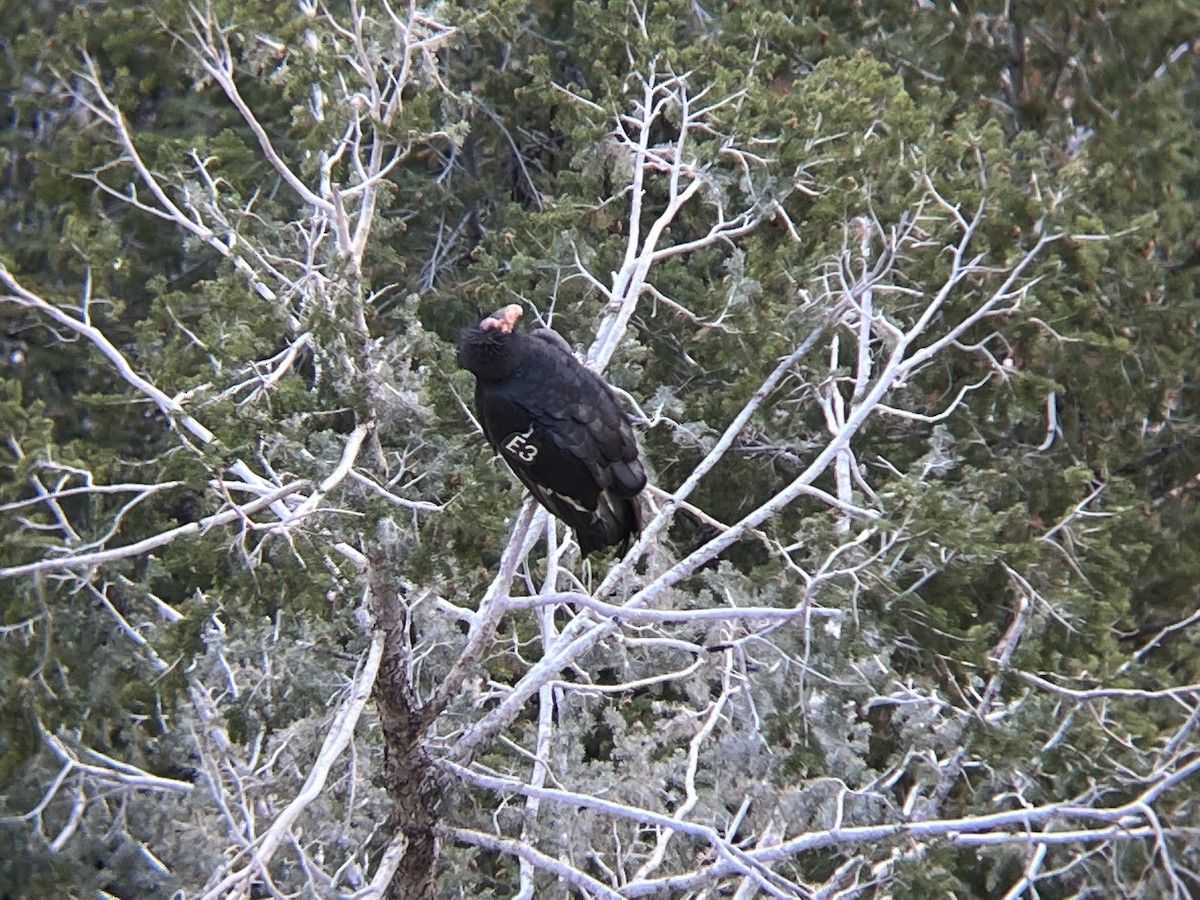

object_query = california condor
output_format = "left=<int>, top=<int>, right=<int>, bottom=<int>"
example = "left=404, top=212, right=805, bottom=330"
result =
left=457, top=304, right=646, bottom=554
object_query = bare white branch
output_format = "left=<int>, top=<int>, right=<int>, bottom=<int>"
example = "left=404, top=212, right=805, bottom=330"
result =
left=200, top=631, right=384, bottom=899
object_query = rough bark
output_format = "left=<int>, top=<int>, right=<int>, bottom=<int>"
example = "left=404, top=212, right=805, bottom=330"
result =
left=367, top=548, right=439, bottom=899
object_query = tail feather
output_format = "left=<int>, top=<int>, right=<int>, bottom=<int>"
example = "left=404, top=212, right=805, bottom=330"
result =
left=574, top=487, right=641, bottom=555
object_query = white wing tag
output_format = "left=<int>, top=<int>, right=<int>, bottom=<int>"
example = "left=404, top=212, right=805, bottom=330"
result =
left=503, top=432, right=538, bottom=463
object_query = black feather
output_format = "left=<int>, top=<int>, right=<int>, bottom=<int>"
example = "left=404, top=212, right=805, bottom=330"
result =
left=458, top=305, right=646, bottom=554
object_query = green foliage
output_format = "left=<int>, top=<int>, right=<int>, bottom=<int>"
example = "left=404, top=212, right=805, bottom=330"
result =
left=3, top=0, right=1200, bottom=895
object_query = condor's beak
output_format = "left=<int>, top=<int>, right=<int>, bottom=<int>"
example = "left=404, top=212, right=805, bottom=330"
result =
left=480, top=304, right=524, bottom=333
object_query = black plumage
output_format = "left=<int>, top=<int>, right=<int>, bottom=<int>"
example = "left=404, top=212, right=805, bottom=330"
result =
left=457, top=304, right=646, bottom=554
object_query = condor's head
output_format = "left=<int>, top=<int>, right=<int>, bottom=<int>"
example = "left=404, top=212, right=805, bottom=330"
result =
left=457, top=304, right=526, bottom=381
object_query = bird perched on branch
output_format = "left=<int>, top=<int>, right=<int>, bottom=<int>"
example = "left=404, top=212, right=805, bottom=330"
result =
left=457, top=304, right=646, bottom=554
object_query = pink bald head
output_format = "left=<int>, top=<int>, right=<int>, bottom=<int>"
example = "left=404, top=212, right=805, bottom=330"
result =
left=480, top=304, right=524, bottom=333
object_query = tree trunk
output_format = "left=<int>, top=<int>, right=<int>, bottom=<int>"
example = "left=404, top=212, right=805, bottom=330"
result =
left=368, top=550, right=439, bottom=899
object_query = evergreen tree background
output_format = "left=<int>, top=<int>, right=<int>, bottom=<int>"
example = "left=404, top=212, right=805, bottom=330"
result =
left=2, top=1, right=1199, bottom=896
